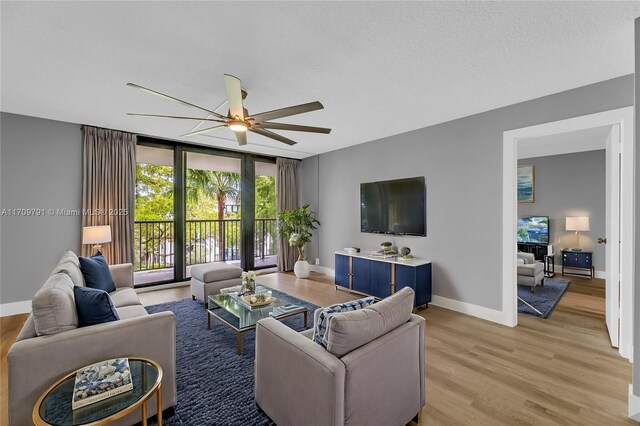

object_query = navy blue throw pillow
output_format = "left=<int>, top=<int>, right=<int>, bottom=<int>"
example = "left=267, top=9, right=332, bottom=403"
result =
left=74, top=286, right=120, bottom=327
left=79, top=254, right=116, bottom=293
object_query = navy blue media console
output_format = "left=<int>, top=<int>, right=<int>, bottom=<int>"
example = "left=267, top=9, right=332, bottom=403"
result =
left=334, top=251, right=432, bottom=308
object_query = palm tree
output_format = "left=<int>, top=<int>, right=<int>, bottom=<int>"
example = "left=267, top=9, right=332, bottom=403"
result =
left=187, top=169, right=240, bottom=261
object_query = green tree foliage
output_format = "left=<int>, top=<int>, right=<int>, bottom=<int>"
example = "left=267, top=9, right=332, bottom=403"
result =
left=134, top=163, right=277, bottom=269
left=255, top=175, right=276, bottom=219
left=185, top=169, right=241, bottom=260
left=135, top=164, right=174, bottom=221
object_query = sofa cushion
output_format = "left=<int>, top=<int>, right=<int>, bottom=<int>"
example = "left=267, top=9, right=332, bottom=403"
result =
left=325, top=287, right=415, bottom=357
left=110, top=288, right=141, bottom=308
left=74, top=286, right=120, bottom=327
left=190, top=263, right=243, bottom=282
left=517, top=262, right=543, bottom=277
left=116, top=305, right=150, bottom=320
left=51, top=251, right=85, bottom=286
left=79, top=254, right=116, bottom=292
left=32, top=273, right=78, bottom=336
left=313, top=296, right=375, bottom=347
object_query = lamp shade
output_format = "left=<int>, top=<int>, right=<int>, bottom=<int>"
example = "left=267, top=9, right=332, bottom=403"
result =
left=82, top=225, right=112, bottom=244
left=566, top=217, right=589, bottom=232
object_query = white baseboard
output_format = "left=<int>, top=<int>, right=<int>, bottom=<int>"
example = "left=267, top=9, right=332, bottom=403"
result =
left=628, top=385, right=640, bottom=420
left=310, top=265, right=335, bottom=278
left=431, top=295, right=509, bottom=326
left=311, top=267, right=507, bottom=325
left=0, top=300, right=32, bottom=317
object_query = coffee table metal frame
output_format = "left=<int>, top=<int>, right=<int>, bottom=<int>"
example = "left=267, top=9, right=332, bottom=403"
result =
left=207, top=293, right=308, bottom=355
left=32, top=357, right=163, bottom=426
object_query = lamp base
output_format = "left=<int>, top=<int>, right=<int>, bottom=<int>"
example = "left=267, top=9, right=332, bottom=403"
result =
left=91, top=244, right=103, bottom=256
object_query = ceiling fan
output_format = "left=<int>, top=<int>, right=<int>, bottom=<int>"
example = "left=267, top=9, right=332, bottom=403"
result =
left=126, top=74, right=331, bottom=146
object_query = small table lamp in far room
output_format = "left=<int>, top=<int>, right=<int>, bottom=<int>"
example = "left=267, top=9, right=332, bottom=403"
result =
left=566, top=217, right=589, bottom=251
left=82, top=225, right=112, bottom=255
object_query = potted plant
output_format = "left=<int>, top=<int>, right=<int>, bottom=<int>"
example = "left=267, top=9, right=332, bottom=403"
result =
left=278, top=203, right=320, bottom=278
left=380, top=241, right=393, bottom=251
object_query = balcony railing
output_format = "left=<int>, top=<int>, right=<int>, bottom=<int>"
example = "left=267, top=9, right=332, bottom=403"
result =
left=134, top=218, right=277, bottom=272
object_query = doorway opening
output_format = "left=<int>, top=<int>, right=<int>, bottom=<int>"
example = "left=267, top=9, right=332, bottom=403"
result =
left=502, top=107, right=634, bottom=361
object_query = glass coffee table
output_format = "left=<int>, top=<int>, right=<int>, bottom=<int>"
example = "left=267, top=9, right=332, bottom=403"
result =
left=33, top=357, right=163, bottom=426
left=207, top=285, right=308, bottom=354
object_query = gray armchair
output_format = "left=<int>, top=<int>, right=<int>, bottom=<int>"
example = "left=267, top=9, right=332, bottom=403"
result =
left=254, top=287, right=425, bottom=426
left=517, top=252, right=544, bottom=292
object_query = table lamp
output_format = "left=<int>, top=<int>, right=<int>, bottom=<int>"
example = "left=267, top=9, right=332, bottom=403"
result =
left=82, top=225, right=112, bottom=255
left=566, top=217, right=589, bottom=251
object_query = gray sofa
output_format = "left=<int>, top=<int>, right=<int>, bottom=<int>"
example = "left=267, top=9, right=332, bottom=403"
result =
left=255, top=287, right=425, bottom=426
left=7, top=251, right=176, bottom=426
left=517, top=252, right=544, bottom=292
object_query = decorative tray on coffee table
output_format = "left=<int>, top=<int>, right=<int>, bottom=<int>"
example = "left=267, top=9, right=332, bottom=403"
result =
left=229, top=292, right=277, bottom=309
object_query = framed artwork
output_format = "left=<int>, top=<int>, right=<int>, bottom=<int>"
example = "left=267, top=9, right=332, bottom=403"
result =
left=518, top=165, right=535, bottom=203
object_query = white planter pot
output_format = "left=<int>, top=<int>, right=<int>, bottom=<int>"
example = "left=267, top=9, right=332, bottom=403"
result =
left=294, top=260, right=310, bottom=278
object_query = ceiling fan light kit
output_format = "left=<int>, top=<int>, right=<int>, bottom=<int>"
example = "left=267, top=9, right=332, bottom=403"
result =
left=127, top=74, right=331, bottom=146
left=228, top=121, right=248, bottom=132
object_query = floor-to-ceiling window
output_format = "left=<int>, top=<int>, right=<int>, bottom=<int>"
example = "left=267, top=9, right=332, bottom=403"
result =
left=134, top=138, right=277, bottom=286
left=254, top=161, right=277, bottom=269
left=134, top=144, right=175, bottom=286
left=184, top=152, right=242, bottom=278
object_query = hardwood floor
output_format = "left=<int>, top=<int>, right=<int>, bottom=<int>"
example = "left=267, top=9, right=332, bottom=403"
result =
left=0, top=273, right=632, bottom=425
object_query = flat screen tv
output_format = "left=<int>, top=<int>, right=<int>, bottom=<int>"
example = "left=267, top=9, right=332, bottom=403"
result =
left=360, top=177, right=426, bottom=236
left=517, top=216, right=549, bottom=244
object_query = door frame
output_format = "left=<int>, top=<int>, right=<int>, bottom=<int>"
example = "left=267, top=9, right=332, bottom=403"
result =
left=605, top=124, right=621, bottom=348
left=501, top=106, right=634, bottom=360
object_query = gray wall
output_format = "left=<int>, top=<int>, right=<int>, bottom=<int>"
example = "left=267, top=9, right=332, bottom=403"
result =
left=518, top=150, right=606, bottom=271
left=633, top=17, right=639, bottom=399
left=300, top=74, right=633, bottom=311
left=0, top=112, right=83, bottom=304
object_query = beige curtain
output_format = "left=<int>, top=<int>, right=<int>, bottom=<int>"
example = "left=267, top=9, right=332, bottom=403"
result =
left=276, top=157, right=300, bottom=271
left=81, top=126, right=136, bottom=264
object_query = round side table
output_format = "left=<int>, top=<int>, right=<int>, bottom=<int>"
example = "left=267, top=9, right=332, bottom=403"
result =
left=32, top=357, right=163, bottom=426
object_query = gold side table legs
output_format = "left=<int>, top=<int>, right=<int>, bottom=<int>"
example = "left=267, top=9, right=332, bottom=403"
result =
left=157, top=384, right=163, bottom=426
left=141, top=402, right=147, bottom=426
left=237, top=333, right=243, bottom=355
left=141, top=384, right=162, bottom=426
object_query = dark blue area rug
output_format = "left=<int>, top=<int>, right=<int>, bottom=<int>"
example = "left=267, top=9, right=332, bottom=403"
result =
left=145, top=289, right=318, bottom=426
left=518, top=278, right=570, bottom=318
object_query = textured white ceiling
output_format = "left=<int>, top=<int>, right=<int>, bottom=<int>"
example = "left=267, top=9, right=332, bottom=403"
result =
left=2, top=2, right=639, bottom=159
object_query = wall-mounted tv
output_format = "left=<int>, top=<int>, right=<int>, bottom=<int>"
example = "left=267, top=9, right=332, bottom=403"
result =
left=360, top=177, right=426, bottom=236
left=517, top=216, right=549, bottom=244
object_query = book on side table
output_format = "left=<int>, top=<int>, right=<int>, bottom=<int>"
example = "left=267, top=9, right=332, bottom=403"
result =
left=72, top=358, right=133, bottom=409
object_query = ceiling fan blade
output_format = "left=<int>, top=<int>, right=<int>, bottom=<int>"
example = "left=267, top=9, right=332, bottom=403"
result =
left=235, top=131, right=247, bottom=146
left=250, top=128, right=297, bottom=146
left=127, top=113, right=226, bottom=123
left=254, top=122, right=331, bottom=134
left=248, top=101, right=324, bottom=123
left=224, top=74, right=245, bottom=120
left=127, top=83, right=226, bottom=119
left=181, top=125, right=226, bottom=138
